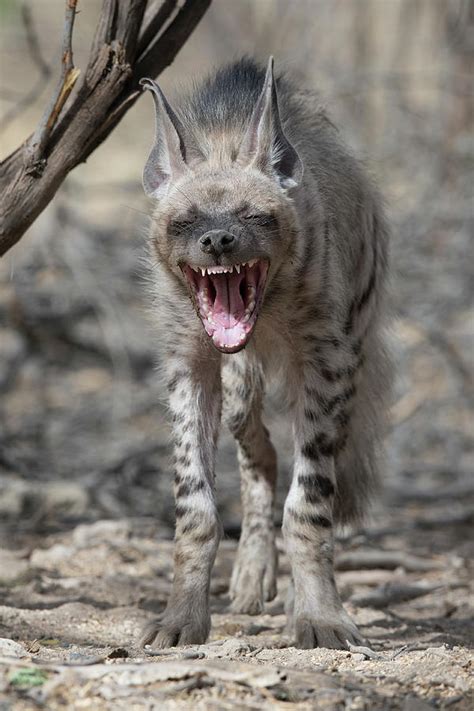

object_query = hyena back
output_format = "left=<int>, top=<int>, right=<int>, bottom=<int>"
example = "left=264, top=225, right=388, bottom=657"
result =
left=139, top=57, right=391, bottom=650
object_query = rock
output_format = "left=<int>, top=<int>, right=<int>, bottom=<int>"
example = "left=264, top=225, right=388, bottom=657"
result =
left=403, top=697, right=434, bottom=711
left=30, top=543, right=75, bottom=569
left=213, top=638, right=254, bottom=657
left=43, top=482, right=89, bottom=518
left=0, top=549, right=29, bottom=583
left=72, top=520, right=131, bottom=548
left=0, top=478, right=31, bottom=518
left=0, top=638, right=29, bottom=658
left=0, top=329, right=25, bottom=386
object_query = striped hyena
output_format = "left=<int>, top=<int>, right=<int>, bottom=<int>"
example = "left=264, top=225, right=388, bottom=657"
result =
left=139, top=58, right=391, bottom=650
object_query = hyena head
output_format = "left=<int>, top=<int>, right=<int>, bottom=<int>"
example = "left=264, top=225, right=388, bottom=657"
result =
left=141, top=58, right=303, bottom=353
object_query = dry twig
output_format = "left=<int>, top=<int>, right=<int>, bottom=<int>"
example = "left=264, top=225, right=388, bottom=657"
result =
left=26, top=0, right=80, bottom=173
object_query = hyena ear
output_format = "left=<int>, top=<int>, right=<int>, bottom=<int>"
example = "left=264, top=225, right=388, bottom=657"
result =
left=140, top=78, right=190, bottom=199
left=238, top=57, right=303, bottom=190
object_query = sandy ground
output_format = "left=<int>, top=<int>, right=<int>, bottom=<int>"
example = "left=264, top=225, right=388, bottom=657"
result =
left=0, top=506, right=472, bottom=710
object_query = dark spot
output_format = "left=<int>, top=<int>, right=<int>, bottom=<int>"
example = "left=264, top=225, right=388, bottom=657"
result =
left=236, top=384, right=249, bottom=400
left=167, top=371, right=187, bottom=393
left=335, top=410, right=350, bottom=429
left=304, top=409, right=319, bottom=423
left=177, top=455, right=191, bottom=468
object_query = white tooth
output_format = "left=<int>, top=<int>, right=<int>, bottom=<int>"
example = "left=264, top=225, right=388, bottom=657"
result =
left=248, top=300, right=255, bottom=311
left=191, top=266, right=199, bottom=273
left=200, top=268, right=205, bottom=276
left=235, top=264, right=241, bottom=274
left=248, top=259, right=257, bottom=268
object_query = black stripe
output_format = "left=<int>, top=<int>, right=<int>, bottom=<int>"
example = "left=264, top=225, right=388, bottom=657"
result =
left=175, top=504, right=189, bottom=519
left=321, top=384, right=356, bottom=416
left=288, top=508, right=332, bottom=528
left=298, top=473, right=335, bottom=499
left=180, top=520, right=201, bottom=535
left=302, top=431, right=348, bottom=460
left=319, top=354, right=364, bottom=383
left=176, top=479, right=205, bottom=498
left=344, top=214, right=379, bottom=334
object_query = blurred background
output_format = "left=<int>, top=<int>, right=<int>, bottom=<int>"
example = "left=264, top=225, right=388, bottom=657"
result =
left=0, top=0, right=472, bottom=542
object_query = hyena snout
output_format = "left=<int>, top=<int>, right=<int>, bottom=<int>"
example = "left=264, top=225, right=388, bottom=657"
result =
left=199, top=230, right=235, bottom=257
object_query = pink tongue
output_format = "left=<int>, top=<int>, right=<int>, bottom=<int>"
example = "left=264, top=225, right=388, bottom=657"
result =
left=211, top=273, right=245, bottom=327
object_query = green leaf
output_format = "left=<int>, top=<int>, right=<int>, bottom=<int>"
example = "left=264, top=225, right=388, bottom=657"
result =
left=9, top=668, right=48, bottom=689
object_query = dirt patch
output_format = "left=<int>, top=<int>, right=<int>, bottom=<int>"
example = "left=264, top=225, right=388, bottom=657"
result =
left=0, top=512, right=472, bottom=709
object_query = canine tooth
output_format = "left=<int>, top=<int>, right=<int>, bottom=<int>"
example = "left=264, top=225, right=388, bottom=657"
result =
left=235, top=264, right=241, bottom=274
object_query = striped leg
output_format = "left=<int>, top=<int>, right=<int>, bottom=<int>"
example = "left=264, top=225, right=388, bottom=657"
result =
left=223, top=355, right=278, bottom=614
left=282, top=357, right=365, bottom=649
left=141, top=359, right=222, bottom=648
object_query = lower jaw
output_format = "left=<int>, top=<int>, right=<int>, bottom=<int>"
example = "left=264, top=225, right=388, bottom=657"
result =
left=200, top=314, right=258, bottom=353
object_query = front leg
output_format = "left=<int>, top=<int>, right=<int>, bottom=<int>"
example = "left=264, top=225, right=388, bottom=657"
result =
left=141, top=354, right=222, bottom=648
left=282, top=363, right=365, bottom=650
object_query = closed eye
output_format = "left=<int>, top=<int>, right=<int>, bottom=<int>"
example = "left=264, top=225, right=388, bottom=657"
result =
left=242, top=213, right=275, bottom=226
left=170, top=216, right=197, bottom=233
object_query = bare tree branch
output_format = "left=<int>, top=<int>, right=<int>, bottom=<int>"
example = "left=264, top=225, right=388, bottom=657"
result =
left=26, top=0, right=81, bottom=174
left=0, top=0, right=212, bottom=257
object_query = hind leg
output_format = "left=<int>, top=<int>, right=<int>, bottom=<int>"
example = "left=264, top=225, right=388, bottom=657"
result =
left=223, top=355, right=278, bottom=614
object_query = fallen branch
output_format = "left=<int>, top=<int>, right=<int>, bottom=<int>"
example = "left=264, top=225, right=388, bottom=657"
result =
left=336, top=549, right=444, bottom=572
left=350, top=582, right=442, bottom=609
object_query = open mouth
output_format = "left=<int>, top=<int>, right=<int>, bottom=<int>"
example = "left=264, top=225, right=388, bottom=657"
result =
left=182, top=259, right=269, bottom=353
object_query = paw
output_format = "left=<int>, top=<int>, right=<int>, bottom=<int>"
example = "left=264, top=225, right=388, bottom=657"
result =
left=139, top=610, right=210, bottom=648
left=229, top=539, right=277, bottom=614
left=294, top=611, right=366, bottom=650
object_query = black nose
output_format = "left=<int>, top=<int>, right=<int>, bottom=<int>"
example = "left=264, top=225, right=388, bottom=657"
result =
left=199, top=229, right=235, bottom=256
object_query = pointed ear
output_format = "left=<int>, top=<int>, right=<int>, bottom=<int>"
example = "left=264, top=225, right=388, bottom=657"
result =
left=238, top=57, right=303, bottom=190
left=140, top=78, right=189, bottom=199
